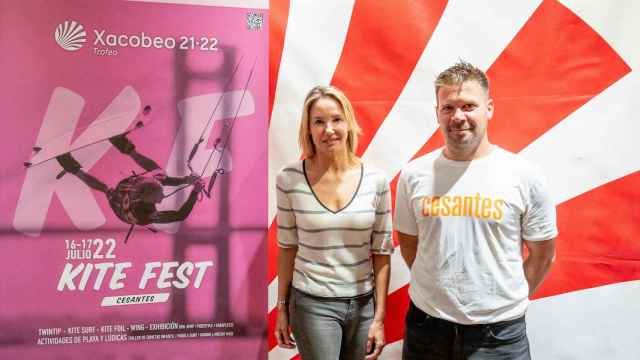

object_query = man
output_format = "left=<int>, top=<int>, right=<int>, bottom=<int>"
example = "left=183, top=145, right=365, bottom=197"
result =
left=395, top=61, right=557, bottom=359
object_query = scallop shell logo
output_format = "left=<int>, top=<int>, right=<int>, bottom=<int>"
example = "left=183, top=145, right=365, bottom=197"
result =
left=54, top=20, right=87, bottom=51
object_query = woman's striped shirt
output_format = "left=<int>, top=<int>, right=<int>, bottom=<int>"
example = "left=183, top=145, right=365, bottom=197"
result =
left=276, top=160, right=393, bottom=298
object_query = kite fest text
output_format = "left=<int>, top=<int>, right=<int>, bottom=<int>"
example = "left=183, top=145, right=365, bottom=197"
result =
left=57, top=260, right=213, bottom=291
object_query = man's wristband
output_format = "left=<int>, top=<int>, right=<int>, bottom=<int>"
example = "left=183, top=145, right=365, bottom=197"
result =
left=277, top=299, right=288, bottom=308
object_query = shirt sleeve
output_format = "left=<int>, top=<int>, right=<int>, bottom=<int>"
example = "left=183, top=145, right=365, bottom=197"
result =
left=371, top=175, right=394, bottom=255
left=394, top=169, right=419, bottom=236
left=522, top=168, right=558, bottom=241
left=276, top=170, right=299, bottom=248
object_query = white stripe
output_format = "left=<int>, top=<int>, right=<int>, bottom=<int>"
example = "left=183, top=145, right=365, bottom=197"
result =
left=528, top=281, right=640, bottom=359
left=268, top=345, right=299, bottom=360
left=128, top=0, right=268, bottom=9
left=559, top=0, right=640, bottom=69
left=520, top=71, right=640, bottom=205
left=268, top=278, right=278, bottom=311
left=388, top=250, right=410, bottom=293
left=268, top=0, right=355, bottom=223
left=379, top=340, right=403, bottom=360
left=362, top=0, right=543, bottom=177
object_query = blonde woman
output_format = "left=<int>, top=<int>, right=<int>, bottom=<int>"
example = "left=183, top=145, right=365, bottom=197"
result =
left=274, top=86, right=393, bottom=360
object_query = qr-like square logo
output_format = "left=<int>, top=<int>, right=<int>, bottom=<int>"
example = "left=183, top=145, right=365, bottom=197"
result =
left=246, top=12, right=263, bottom=31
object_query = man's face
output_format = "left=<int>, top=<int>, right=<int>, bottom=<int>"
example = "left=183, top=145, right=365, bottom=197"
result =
left=436, top=80, right=493, bottom=159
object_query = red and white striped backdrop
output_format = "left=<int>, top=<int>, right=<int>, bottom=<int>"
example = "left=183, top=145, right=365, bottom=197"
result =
left=267, top=1, right=640, bottom=359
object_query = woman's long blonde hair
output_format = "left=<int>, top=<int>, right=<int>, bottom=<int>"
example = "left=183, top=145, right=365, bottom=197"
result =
left=297, top=85, right=362, bottom=161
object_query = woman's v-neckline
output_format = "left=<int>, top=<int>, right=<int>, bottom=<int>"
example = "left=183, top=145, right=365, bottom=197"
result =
left=303, top=159, right=363, bottom=214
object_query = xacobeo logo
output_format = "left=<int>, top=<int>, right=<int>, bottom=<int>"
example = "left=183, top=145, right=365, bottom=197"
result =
left=54, top=20, right=87, bottom=51
left=52, top=20, right=220, bottom=56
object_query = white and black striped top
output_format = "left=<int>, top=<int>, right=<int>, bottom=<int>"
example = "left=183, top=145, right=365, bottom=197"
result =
left=276, top=160, right=394, bottom=298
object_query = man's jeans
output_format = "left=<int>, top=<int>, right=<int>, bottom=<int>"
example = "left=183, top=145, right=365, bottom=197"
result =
left=289, top=288, right=374, bottom=360
left=403, top=301, right=531, bottom=360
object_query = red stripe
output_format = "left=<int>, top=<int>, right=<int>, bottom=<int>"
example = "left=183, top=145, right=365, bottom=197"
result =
left=533, top=171, right=640, bottom=299
left=384, top=285, right=410, bottom=345
left=268, top=0, right=290, bottom=123
left=267, top=220, right=279, bottom=282
left=410, top=131, right=444, bottom=161
left=389, top=176, right=401, bottom=247
left=268, top=307, right=277, bottom=349
left=267, top=222, right=279, bottom=351
left=486, top=0, right=631, bottom=152
left=330, top=0, right=448, bottom=156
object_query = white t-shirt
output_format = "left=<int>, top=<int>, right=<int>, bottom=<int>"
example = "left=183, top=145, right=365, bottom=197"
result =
left=395, top=146, right=558, bottom=324
left=277, top=160, right=394, bottom=298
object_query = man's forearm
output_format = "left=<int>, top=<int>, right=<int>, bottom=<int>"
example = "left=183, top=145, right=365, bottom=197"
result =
left=524, top=256, right=553, bottom=296
left=523, top=239, right=556, bottom=296
left=398, top=232, right=418, bottom=269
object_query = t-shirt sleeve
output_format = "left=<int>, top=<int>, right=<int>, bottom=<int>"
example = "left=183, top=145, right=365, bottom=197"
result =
left=522, top=168, right=558, bottom=241
left=276, top=171, right=299, bottom=248
left=394, top=169, right=419, bottom=236
left=371, top=176, right=394, bottom=255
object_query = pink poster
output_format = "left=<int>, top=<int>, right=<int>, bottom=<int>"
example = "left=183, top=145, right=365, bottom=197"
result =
left=0, top=0, right=268, bottom=358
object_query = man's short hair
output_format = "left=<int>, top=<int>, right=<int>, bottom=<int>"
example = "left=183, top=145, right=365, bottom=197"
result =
left=435, top=61, right=490, bottom=97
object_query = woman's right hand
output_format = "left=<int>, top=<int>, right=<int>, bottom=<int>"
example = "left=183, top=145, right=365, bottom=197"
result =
left=275, top=307, right=296, bottom=349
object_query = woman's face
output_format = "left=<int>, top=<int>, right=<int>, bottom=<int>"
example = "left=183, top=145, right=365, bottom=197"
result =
left=308, top=96, right=349, bottom=156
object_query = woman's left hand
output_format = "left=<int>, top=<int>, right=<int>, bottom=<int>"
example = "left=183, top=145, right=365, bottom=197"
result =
left=365, top=319, right=385, bottom=359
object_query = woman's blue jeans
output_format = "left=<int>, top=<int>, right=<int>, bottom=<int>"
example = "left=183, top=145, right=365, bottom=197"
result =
left=290, top=288, right=374, bottom=360
left=403, top=301, right=531, bottom=360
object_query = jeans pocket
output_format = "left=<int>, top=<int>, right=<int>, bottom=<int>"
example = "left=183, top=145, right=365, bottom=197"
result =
left=487, top=318, right=526, bottom=344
